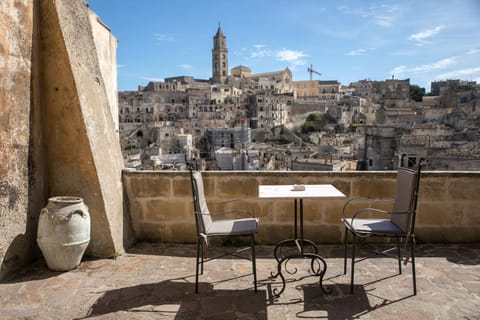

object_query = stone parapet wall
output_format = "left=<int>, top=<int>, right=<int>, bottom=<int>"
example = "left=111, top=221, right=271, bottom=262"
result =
left=123, top=170, right=480, bottom=244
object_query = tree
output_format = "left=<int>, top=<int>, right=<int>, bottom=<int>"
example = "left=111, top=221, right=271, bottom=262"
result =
left=301, top=113, right=336, bottom=133
left=410, top=84, right=425, bottom=102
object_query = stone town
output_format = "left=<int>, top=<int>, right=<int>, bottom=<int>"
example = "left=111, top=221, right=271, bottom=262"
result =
left=119, top=26, right=480, bottom=171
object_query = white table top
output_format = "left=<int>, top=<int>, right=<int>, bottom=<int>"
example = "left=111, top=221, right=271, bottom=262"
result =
left=258, top=184, right=346, bottom=199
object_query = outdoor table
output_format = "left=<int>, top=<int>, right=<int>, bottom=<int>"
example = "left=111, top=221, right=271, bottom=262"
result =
left=258, top=184, right=346, bottom=297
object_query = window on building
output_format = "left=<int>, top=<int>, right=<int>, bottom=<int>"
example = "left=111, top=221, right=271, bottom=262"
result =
left=407, top=156, right=417, bottom=168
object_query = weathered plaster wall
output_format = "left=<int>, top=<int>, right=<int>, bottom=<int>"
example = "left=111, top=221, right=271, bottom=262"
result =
left=88, top=10, right=119, bottom=135
left=0, top=0, right=125, bottom=279
left=0, top=0, right=46, bottom=279
left=123, top=170, right=480, bottom=244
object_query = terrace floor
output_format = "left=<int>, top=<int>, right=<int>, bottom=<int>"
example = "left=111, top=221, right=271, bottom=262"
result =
left=1, top=242, right=479, bottom=319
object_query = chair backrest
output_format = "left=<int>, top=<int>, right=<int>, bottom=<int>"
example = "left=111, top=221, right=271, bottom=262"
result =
left=189, top=169, right=213, bottom=235
left=391, top=164, right=422, bottom=234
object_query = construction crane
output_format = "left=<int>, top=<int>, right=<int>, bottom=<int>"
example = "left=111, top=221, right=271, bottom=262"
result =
left=307, top=64, right=321, bottom=80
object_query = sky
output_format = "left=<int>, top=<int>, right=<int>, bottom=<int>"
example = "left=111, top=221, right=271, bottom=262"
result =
left=87, top=0, right=480, bottom=92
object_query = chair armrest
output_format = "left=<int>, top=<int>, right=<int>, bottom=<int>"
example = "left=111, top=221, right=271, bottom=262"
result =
left=195, top=210, right=256, bottom=219
left=350, top=208, right=413, bottom=220
left=208, top=199, right=256, bottom=217
left=342, top=197, right=394, bottom=219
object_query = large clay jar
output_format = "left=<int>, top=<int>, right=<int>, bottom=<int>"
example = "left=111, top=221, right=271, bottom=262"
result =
left=37, top=196, right=91, bottom=271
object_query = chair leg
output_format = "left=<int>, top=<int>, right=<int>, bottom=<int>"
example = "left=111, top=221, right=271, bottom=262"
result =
left=350, top=233, right=356, bottom=294
left=200, top=239, right=204, bottom=275
left=195, top=238, right=202, bottom=293
left=411, top=236, right=417, bottom=295
left=397, top=237, right=402, bottom=275
left=251, top=234, right=257, bottom=292
left=344, top=227, right=348, bottom=275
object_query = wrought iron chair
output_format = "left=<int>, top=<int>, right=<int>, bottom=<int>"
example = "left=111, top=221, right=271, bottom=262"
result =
left=342, top=161, right=423, bottom=295
left=189, top=163, right=258, bottom=293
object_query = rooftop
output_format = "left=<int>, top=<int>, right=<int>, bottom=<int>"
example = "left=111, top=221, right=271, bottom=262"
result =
left=1, top=242, right=479, bottom=319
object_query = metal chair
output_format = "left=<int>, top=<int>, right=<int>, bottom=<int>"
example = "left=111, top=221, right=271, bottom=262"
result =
left=189, top=163, right=258, bottom=293
left=342, top=161, right=423, bottom=295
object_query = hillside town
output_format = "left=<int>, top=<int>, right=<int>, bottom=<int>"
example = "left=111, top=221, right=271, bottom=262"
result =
left=118, top=26, right=480, bottom=171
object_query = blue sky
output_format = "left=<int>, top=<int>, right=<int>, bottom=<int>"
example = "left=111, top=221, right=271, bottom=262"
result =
left=87, top=0, right=480, bottom=92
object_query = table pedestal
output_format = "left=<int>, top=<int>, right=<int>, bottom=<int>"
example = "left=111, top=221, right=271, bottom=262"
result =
left=270, top=199, right=331, bottom=298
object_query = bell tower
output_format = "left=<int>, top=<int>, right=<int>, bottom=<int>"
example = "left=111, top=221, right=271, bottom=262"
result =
left=212, top=24, right=228, bottom=84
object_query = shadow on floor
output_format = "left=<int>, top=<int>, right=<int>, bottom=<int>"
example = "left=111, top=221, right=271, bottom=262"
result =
left=296, top=283, right=413, bottom=319
left=0, top=257, right=62, bottom=283
left=79, top=279, right=267, bottom=319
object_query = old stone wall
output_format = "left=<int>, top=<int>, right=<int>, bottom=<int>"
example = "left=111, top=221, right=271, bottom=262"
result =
left=88, top=10, right=119, bottom=135
left=123, top=170, right=480, bottom=244
left=0, top=0, right=126, bottom=279
left=0, top=0, right=46, bottom=279
left=40, top=0, right=125, bottom=257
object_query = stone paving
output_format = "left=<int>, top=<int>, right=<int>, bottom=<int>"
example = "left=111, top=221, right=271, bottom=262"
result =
left=0, top=242, right=479, bottom=319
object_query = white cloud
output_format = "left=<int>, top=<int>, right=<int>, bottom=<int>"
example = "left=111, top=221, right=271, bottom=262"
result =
left=413, top=57, right=456, bottom=72
left=153, top=33, right=174, bottom=42
left=390, top=57, right=456, bottom=77
left=177, top=64, right=192, bottom=70
left=337, top=4, right=400, bottom=27
left=346, top=49, right=367, bottom=56
left=436, top=67, right=480, bottom=79
left=276, top=49, right=308, bottom=66
left=251, top=44, right=273, bottom=58
left=391, top=65, right=407, bottom=75
left=408, top=25, right=446, bottom=46
left=467, top=48, right=480, bottom=55
left=345, top=48, right=375, bottom=56
left=249, top=45, right=308, bottom=67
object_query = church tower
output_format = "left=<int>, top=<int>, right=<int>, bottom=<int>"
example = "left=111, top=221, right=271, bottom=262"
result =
left=212, top=25, right=228, bottom=84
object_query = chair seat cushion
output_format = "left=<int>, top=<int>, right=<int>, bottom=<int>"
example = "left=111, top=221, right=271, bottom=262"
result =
left=342, top=218, right=404, bottom=235
left=206, top=217, right=259, bottom=236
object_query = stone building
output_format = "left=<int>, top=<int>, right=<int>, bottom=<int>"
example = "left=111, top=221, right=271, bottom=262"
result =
left=349, top=78, right=410, bottom=106
left=212, top=25, right=228, bottom=84
left=206, top=125, right=251, bottom=150
left=430, top=79, right=477, bottom=106
left=240, top=68, right=294, bottom=94
left=248, top=92, right=294, bottom=129
left=293, top=80, right=342, bottom=102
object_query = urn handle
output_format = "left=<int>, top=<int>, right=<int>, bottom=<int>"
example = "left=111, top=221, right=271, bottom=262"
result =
left=41, top=207, right=56, bottom=220
left=71, top=209, right=87, bottom=218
